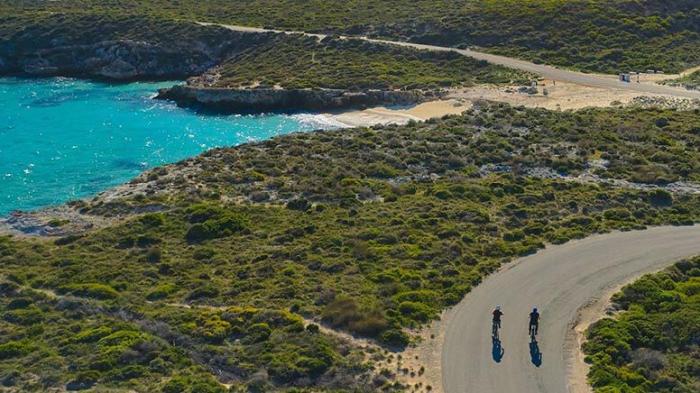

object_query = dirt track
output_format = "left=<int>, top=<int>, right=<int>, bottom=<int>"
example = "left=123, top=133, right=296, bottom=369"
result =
left=441, top=225, right=700, bottom=393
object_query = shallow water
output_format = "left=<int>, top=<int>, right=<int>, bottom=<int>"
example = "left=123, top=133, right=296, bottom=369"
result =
left=0, top=77, right=343, bottom=215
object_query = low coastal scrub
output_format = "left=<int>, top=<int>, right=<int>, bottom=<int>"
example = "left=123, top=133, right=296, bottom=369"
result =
left=583, top=257, right=700, bottom=393
left=0, top=281, right=379, bottom=392
left=4, top=0, right=700, bottom=73
left=0, top=285, right=227, bottom=392
left=0, top=103, right=699, bottom=391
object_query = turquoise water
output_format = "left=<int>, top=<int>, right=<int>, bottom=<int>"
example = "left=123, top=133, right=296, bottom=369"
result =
left=0, top=77, right=342, bottom=215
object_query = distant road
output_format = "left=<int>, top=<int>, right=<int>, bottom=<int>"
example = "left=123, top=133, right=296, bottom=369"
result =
left=203, top=22, right=700, bottom=100
left=442, top=225, right=700, bottom=393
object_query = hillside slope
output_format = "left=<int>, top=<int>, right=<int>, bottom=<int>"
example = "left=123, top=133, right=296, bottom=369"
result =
left=4, top=0, right=699, bottom=73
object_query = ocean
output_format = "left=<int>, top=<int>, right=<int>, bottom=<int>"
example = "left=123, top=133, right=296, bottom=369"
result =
left=0, top=77, right=343, bottom=215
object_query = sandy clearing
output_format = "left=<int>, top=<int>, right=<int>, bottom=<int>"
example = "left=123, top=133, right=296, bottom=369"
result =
left=328, top=79, right=687, bottom=127
left=450, top=81, right=650, bottom=110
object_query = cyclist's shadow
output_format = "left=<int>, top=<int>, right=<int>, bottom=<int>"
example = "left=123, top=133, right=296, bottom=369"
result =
left=529, top=336, right=543, bottom=367
left=492, top=335, right=505, bottom=363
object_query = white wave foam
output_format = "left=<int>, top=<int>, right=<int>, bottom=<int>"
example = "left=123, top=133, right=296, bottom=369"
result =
left=290, top=113, right=351, bottom=130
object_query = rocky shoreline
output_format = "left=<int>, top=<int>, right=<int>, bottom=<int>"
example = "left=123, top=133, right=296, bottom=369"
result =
left=156, top=84, right=440, bottom=112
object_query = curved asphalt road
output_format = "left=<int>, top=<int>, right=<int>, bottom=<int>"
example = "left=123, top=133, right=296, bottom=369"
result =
left=205, top=22, right=700, bottom=100
left=442, top=225, right=700, bottom=393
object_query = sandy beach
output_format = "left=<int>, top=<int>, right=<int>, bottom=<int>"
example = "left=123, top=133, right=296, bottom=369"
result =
left=330, top=77, right=697, bottom=127
left=328, top=99, right=469, bottom=127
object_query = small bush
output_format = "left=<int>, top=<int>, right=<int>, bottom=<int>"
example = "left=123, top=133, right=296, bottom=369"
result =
left=145, top=247, right=162, bottom=263
left=146, top=284, right=177, bottom=301
left=379, top=329, right=410, bottom=348
left=186, top=284, right=219, bottom=301
left=59, top=283, right=119, bottom=300
left=66, top=371, right=100, bottom=391
left=75, top=326, right=113, bottom=343
left=185, top=211, right=247, bottom=243
left=648, top=189, right=673, bottom=207
left=245, top=323, right=272, bottom=343
left=0, top=341, right=32, bottom=359
left=322, top=298, right=388, bottom=337
left=139, top=213, right=165, bottom=227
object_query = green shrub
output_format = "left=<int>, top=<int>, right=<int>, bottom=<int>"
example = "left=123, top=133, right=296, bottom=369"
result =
left=379, top=329, right=410, bottom=348
left=365, top=163, right=398, bottom=178
left=66, top=371, right=100, bottom=391
left=162, top=376, right=188, bottom=393
left=140, top=213, right=165, bottom=227
left=98, top=330, right=147, bottom=349
left=648, top=190, right=673, bottom=207
left=397, top=301, right=432, bottom=322
left=59, top=283, right=119, bottom=299
left=186, top=203, right=226, bottom=223
left=3, top=306, right=43, bottom=325
left=185, top=210, right=247, bottom=243
left=0, top=340, right=32, bottom=359
left=186, top=284, right=219, bottom=300
left=322, top=298, right=389, bottom=337
left=75, top=326, right=113, bottom=343
left=145, top=247, right=162, bottom=263
left=245, top=322, right=272, bottom=343
left=108, top=365, right=146, bottom=381
left=7, top=298, right=31, bottom=309
left=146, top=283, right=177, bottom=300
left=603, top=209, right=631, bottom=221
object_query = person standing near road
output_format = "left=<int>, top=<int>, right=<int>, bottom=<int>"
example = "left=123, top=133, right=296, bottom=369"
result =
left=529, top=307, right=540, bottom=336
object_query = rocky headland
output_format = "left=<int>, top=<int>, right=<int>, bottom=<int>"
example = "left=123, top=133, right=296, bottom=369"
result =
left=155, top=84, right=439, bottom=112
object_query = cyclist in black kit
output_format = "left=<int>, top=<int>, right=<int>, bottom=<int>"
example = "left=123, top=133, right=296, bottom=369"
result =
left=529, top=307, right=540, bottom=337
left=492, top=306, right=503, bottom=337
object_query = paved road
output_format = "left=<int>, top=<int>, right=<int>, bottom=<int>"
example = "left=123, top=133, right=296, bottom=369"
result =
left=442, top=225, right=700, bottom=393
left=205, top=22, right=700, bottom=100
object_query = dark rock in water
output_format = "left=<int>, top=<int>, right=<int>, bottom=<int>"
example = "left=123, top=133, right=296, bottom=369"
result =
left=156, top=85, right=439, bottom=113
left=112, top=158, right=147, bottom=171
